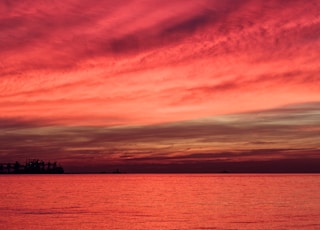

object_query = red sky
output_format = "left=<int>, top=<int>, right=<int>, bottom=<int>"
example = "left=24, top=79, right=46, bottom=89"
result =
left=1, top=0, right=320, bottom=172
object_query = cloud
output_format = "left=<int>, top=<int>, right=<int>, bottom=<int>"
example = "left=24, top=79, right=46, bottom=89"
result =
left=1, top=102, right=319, bottom=172
left=1, top=0, right=319, bottom=73
left=1, top=1, right=320, bottom=172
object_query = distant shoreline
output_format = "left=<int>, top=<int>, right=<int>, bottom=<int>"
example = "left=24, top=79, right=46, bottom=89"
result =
left=36, top=172, right=320, bottom=174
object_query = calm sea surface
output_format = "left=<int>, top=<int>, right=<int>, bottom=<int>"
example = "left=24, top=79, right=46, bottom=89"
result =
left=0, top=174, right=320, bottom=229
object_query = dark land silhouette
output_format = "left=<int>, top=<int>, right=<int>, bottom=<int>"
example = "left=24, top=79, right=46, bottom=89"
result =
left=0, top=159, right=64, bottom=174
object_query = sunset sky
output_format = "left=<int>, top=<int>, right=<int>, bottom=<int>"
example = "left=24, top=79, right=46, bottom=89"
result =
left=1, top=0, right=320, bottom=172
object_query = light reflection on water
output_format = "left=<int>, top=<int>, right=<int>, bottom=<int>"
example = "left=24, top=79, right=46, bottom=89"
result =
left=1, top=174, right=320, bottom=229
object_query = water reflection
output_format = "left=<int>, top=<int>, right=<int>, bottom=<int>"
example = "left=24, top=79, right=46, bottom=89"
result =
left=0, top=174, right=319, bottom=229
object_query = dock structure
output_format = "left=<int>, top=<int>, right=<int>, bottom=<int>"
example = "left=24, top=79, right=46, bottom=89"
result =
left=0, top=159, right=64, bottom=174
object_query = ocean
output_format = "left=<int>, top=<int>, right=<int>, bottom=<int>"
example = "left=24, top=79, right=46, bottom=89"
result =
left=1, top=174, right=319, bottom=229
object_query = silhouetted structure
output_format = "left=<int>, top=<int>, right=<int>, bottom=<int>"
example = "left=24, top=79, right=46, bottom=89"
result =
left=112, top=168, right=121, bottom=174
left=0, top=159, right=64, bottom=174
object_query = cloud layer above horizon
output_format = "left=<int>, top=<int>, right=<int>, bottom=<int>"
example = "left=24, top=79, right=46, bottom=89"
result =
left=1, top=0, right=320, bottom=171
